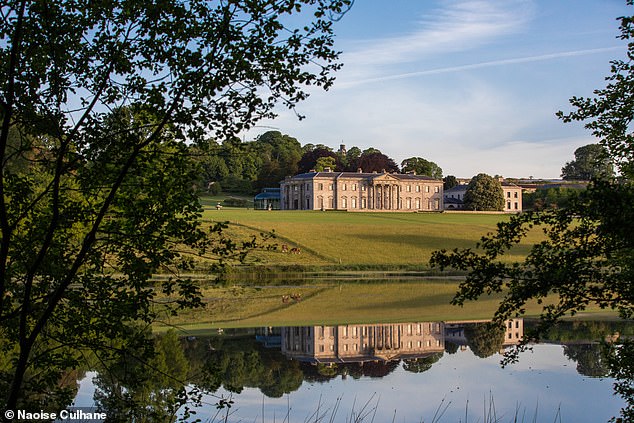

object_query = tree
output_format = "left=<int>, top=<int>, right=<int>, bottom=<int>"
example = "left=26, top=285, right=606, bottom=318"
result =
left=297, top=145, right=339, bottom=173
left=401, top=157, right=443, bottom=179
left=463, top=173, right=504, bottom=211
left=561, top=143, right=615, bottom=180
left=350, top=150, right=399, bottom=173
left=0, top=0, right=351, bottom=410
left=464, top=323, right=505, bottom=359
left=443, top=175, right=458, bottom=190
left=430, top=5, right=634, bottom=419
left=315, top=156, right=337, bottom=171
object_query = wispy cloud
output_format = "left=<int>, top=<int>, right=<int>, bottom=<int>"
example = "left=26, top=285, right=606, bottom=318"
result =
left=343, top=0, right=534, bottom=67
left=338, top=46, right=622, bottom=88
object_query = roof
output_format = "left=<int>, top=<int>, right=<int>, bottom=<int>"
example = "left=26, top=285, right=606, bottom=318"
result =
left=254, top=191, right=281, bottom=200
left=444, top=185, right=468, bottom=194
left=285, top=171, right=440, bottom=182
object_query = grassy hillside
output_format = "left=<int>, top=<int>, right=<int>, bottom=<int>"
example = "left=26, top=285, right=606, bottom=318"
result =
left=200, top=207, right=544, bottom=268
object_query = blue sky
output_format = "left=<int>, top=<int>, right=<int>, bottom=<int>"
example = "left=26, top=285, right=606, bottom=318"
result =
left=244, top=0, right=631, bottom=178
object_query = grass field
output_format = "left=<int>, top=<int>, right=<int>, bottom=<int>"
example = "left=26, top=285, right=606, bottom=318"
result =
left=151, top=199, right=605, bottom=331
left=200, top=206, right=544, bottom=267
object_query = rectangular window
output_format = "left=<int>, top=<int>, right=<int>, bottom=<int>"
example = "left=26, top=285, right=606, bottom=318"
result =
left=329, top=184, right=333, bottom=191
left=406, top=185, right=411, bottom=192
left=507, top=201, right=511, bottom=209
left=425, top=186, right=430, bottom=193
left=361, top=185, right=366, bottom=191
left=514, top=202, right=519, bottom=210
left=342, top=184, right=347, bottom=191
left=416, top=185, right=421, bottom=192
left=352, top=184, right=357, bottom=191
left=318, top=183, right=323, bottom=190
left=351, top=197, right=357, bottom=209
left=514, top=192, right=518, bottom=198
left=507, top=192, right=511, bottom=198
left=306, top=183, right=310, bottom=190
left=434, top=186, right=440, bottom=193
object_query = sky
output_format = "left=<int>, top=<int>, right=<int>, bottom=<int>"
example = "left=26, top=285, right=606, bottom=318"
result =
left=242, top=0, right=631, bottom=179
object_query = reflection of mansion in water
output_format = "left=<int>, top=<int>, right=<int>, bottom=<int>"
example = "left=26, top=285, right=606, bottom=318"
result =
left=279, top=320, right=524, bottom=363
left=282, top=322, right=445, bottom=363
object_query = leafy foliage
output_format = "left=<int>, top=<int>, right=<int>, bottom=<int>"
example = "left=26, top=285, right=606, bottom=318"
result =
left=443, top=175, right=458, bottom=190
left=463, top=173, right=504, bottom=211
left=522, top=186, right=582, bottom=211
left=561, top=143, right=615, bottom=180
left=401, top=157, right=443, bottom=179
left=0, top=0, right=351, bottom=409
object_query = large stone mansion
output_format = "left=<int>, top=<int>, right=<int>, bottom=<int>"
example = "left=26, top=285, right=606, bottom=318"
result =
left=280, top=169, right=444, bottom=211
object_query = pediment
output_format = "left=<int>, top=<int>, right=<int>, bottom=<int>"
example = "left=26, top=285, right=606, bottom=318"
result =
left=371, top=173, right=400, bottom=182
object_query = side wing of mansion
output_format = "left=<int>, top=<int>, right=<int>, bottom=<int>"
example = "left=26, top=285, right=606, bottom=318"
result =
left=280, top=170, right=444, bottom=211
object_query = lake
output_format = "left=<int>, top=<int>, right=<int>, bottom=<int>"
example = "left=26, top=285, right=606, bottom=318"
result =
left=72, top=319, right=630, bottom=422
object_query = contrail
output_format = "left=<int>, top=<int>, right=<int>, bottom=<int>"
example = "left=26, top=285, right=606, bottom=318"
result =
left=338, top=46, right=622, bottom=88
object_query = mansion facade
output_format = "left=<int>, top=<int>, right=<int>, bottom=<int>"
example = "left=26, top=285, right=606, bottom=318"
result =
left=280, top=170, right=444, bottom=212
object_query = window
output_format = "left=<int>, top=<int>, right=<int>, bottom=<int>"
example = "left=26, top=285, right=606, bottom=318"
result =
left=293, top=185, right=298, bottom=191
left=344, top=344, right=349, bottom=351
left=352, top=184, right=357, bottom=191
left=406, top=198, right=411, bottom=209
left=416, top=185, right=421, bottom=192
left=514, top=192, right=518, bottom=198
left=514, top=202, right=519, bottom=210
left=425, top=186, right=430, bottom=193
left=362, top=198, right=367, bottom=208
left=361, top=185, right=366, bottom=191
left=319, top=345, right=324, bottom=352
left=434, top=186, right=439, bottom=193
left=341, top=197, right=347, bottom=208
left=318, top=183, right=323, bottom=190
left=329, top=184, right=333, bottom=191
left=507, top=192, right=511, bottom=198
left=406, top=185, right=411, bottom=192
left=507, top=201, right=511, bottom=209
left=415, top=198, right=420, bottom=209
left=342, top=184, right=347, bottom=191
left=351, top=197, right=357, bottom=209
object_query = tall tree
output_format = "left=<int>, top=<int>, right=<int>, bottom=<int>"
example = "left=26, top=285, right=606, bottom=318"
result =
left=443, top=175, right=458, bottom=190
left=561, top=143, right=615, bottom=180
left=297, top=145, right=339, bottom=173
left=463, top=173, right=504, bottom=211
left=0, top=0, right=351, bottom=409
left=350, top=150, right=398, bottom=173
left=401, top=157, right=443, bottom=179
left=431, top=5, right=634, bottom=420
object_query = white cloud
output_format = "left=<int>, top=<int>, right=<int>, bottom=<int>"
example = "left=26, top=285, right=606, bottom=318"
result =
left=341, top=0, right=534, bottom=71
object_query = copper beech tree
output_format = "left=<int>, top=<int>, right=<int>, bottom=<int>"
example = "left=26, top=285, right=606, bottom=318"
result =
left=0, top=0, right=351, bottom=411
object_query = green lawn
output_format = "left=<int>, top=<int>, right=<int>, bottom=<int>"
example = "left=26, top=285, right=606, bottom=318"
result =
left=200, top=208, right=544, bottom=267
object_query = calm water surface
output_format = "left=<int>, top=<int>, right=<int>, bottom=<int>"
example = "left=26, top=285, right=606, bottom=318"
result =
left=73, top=319, right=630, bottom=422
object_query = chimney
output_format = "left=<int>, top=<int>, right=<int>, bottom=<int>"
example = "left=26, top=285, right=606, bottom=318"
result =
left=357, top=168, right=363, bottom=173
left=324, top=167, right=332, bottom=172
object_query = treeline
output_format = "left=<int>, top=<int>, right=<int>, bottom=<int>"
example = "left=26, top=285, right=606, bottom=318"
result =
left=190, top=131, right=443, bottom=195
